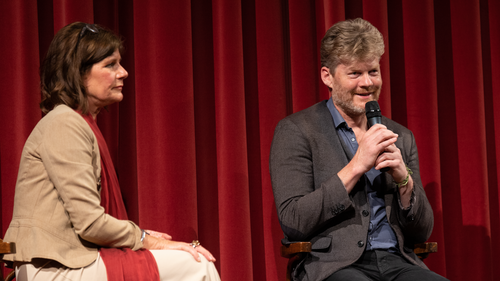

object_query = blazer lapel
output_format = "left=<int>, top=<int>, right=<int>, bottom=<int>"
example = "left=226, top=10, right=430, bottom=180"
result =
left=317, top=101, right=353, bottom=163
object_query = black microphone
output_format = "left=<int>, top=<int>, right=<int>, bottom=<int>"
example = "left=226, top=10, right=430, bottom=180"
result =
left=365, top=101, right=382, bottom=128
left=365, top=101, right=389, bottom=172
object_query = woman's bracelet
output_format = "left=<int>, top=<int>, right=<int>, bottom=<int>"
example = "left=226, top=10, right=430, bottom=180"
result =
left=140, top=229, right=150, bottom=242
left=395, top=165, right=413, bottom=188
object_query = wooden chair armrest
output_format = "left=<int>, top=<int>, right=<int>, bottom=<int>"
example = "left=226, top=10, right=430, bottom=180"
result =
left=280, top=241, right=437, bottom=281
left=280, top=242, right=312, bottom=258
left=281, top=242, right=312, bottom=281
left=414, top=242, right=437, bottom=260
left=0, top=241, right=16, bottom=255
left=1, top=239, right=16, bottom=281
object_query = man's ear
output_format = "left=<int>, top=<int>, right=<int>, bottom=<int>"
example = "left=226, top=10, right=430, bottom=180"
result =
left=321, top=67, right=333, bottom=89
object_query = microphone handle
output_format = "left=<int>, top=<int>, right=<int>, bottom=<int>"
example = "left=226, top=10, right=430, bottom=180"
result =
left=367, top=117, right=390, bottom=172
left=367, top=116, right=382, bottom=128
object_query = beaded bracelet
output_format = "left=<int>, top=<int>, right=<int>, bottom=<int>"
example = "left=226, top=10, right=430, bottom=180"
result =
left=395, top=165, right=413, bottom=188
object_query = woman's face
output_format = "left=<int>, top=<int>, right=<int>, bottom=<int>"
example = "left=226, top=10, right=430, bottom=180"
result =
left=85, top=50, right=128, bottom=113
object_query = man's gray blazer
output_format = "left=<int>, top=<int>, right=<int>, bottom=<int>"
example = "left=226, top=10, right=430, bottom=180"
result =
left=270, top=100, right=434, bottom=281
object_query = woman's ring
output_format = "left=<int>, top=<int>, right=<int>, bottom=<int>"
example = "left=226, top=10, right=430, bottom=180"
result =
left=190, top=240, right=200, bottom=248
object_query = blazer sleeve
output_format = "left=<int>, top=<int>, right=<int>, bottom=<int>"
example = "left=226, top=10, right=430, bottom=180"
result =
left=270, top=118, right=353, bottom=241
left=394, top=130, right=434, bottom=243
left=39, top=111, right=143, bottom=250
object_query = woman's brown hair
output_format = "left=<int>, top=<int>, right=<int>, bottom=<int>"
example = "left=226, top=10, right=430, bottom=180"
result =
left=39, top=22, right=123, bottom=114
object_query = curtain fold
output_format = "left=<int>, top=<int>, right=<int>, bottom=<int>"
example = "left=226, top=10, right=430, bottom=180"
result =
left=400, top=0, right=446, bottom=274
left=253, top=0, right=290, bottom=278
left=212, top=0, right=254, bottom=279
left=448, top=1, right=491, bottom=279
left=133, top=0, right=200, bottom=240
left=0, top=0, right=41, bottom=234
left=486, top=0, right=500, bottom=279
left=1, top=0, right=499, bottom=279
left=191, top=0, right=221, bottom=274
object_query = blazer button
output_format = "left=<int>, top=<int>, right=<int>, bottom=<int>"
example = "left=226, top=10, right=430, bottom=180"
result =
left=362, top=210, right=369, bottom=217
left=357, top=241, right=364, bottom=247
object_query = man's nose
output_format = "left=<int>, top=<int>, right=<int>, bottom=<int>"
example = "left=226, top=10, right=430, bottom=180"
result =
left=359, top=73, right=374, bottom=87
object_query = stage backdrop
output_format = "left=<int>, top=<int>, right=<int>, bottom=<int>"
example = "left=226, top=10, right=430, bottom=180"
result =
left=1, top=0, right=499, bottom=280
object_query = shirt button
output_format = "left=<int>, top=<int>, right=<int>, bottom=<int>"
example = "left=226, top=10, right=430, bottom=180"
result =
left=357, top=241, right=364, bottom=247
left=351, top=138, right=356, bottom=142
left=362, top=210, right=369, bottom=217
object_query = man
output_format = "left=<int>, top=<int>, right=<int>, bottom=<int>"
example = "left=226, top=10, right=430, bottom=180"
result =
left=269, top=18, right=448, bottom=281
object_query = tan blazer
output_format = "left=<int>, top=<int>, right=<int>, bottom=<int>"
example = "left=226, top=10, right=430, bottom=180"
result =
left=3, top=104, right=143, bottom=268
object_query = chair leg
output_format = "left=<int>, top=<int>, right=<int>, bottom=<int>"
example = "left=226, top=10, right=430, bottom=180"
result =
left=5, top=270, right=15, bottom=281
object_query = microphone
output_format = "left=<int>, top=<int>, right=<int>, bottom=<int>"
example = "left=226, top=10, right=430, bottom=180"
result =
left=365, top=101, right=389, bottom=172
left=365, top=101, right=382, bottom=128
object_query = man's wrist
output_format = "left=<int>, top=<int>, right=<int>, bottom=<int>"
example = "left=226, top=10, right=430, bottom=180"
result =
left=398, top=186, right=416, bottom=210
left=395, top=166, right=413, bottom=188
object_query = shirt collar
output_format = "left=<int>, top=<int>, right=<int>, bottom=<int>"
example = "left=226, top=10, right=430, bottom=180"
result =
left=326, top=97, right=347, bottom=130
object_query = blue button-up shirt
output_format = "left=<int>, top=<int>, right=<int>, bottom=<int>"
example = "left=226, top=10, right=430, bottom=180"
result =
left=327, top=98, right=398, bottom=252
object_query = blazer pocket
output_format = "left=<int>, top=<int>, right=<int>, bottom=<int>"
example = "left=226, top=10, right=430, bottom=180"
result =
left=310, top=236, right=332, bottom=252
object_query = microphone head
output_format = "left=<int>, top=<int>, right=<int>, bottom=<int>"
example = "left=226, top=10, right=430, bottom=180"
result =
left=365, top=101, right=381, bottom=119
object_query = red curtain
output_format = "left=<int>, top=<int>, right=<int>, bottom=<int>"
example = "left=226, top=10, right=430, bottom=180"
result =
left=1, top=0, right=499, bottom=280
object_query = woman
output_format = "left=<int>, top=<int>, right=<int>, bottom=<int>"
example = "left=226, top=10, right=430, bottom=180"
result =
left=3, top=22, right=220, bottom=281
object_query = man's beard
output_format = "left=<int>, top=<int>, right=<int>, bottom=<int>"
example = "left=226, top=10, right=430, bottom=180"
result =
left=331, top=83, right=380, bottom=117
